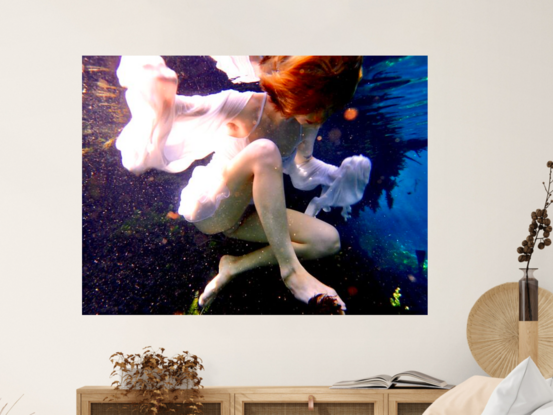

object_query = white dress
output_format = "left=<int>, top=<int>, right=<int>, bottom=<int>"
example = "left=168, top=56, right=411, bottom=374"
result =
left=116, top=56, right=372, bottom=222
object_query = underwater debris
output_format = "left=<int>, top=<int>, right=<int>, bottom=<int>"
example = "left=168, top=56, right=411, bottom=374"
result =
left=166, top=211, right=180, bottom=220
left=94, top=90, right=117, bottom=98
left=307, top=294, right=345, bottom=315
left=328, top=128, right=342, bottom=143
left=85, top=65, right=111, bottom=72
left=347, top=286, right=359, bottom=296
left=187, top=291, right=201, bottom=315
left=344, top=107, right=359, bottom=121
left=390, top=287, right=401, bottom=307
left=415, top=250, right=426, bottom=278
left=97, top=79, right=120, bottom=90
left=385, top=190, right=394, bottom=209
left=404, top=155, right=422, bottom=165
left=102, top=137, right=116, bottom=149
left=194, top=233, right=210, bottom=246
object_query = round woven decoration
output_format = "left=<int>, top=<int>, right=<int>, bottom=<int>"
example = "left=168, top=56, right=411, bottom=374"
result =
left=467, top=282, right=553, bottom=378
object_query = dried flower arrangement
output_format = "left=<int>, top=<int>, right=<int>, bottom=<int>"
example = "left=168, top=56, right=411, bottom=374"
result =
left=517, top=161, right=553, bottom=264
left=108, top=347, right=204, bottom=415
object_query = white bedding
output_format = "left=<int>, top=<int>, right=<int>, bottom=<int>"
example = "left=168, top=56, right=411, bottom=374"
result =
left=424, top=358, right=553, bottom=415
left=482, top=358, right=553, bottom=414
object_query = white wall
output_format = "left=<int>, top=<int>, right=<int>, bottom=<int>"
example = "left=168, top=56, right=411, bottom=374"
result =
left=1, top=0, right=552, bottom=413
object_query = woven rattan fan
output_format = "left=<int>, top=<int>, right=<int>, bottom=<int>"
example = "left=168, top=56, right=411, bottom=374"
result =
left=467, top=282, right=553, bottom=378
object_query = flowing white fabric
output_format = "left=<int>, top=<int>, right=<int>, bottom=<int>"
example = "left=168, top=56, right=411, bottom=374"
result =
left=116, top=56, right=253, bottom=222
left=286, top=155, right=372, bottom=220
left=116, top=56, right=252, bottom=175
left=211, top=56, right=259, bottom=84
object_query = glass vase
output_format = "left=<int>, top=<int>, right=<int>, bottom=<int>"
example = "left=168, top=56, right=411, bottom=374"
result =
left=519, top=267, right=539, bottom=366
left=519, top=268, right=539, bottom=321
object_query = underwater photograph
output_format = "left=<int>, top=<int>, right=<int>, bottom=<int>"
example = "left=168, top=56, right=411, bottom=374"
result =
left=82, top=55, right=428, bottom=315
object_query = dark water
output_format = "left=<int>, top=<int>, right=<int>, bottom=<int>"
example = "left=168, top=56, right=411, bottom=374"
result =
left=82, top=56, right=427, bottom=315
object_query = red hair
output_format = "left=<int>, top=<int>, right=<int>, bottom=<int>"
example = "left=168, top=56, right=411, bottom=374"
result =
left=259, top=56, right=363, bottom=118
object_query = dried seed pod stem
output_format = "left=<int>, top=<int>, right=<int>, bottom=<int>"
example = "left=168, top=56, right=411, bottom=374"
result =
left=518, top=162, right=553, bottom=321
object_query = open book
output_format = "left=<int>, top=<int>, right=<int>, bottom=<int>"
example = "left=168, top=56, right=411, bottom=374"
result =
left=331, top=371, right=454, bottom=389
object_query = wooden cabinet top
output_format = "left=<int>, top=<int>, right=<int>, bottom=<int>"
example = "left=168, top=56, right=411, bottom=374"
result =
left=77, top=386, right=449, bottom=396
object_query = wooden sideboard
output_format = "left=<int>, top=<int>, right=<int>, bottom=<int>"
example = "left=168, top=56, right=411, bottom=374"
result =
left=77, top=386, right=449, bottom=415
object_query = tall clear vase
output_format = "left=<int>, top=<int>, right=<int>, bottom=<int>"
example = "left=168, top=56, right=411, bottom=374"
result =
left=519, top=268, right=539, bottom=365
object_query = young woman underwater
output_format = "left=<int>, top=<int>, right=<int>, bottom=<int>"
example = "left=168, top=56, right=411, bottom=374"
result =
left=115, top=56, right=372, bottom=314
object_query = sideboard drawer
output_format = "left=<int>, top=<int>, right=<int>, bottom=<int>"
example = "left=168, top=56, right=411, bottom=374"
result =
left=389, top=391, right=445, bottom=415
left=236, top=393, right=384, bottom=415
left=244, top=402, right=375, bottom=415
left=78, top=391, right=230, bottom=415
left=90, top=402, right=222, bottom=415
left=397, top=403, right=432, bottom=415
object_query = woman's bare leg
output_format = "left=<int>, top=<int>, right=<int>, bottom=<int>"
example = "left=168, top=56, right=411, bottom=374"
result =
left=198, top=208, right=342, bottom=308
left=194, top=139, right=345, bottom=310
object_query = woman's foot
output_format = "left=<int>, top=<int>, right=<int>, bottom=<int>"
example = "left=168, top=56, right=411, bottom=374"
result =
left=198, top=255, right=238, bottom=308
left=282, top=269, right=346, bottom=313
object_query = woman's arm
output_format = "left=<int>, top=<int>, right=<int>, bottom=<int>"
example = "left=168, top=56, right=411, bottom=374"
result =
left=291, top=127, right=340, bottom=187
left=295, top=126, right=317, bottom=165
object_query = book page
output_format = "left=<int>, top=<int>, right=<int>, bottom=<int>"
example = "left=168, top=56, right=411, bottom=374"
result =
left=334, top=374, right=392, bottom=385
left=392, top=371, right=447, bottom=387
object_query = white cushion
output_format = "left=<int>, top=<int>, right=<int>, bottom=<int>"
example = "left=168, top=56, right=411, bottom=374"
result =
left=482, top=358, right=553, bottom=415
left=533, top=402, right=553, bottom=414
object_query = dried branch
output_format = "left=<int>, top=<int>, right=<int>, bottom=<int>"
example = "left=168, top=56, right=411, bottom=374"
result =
left=516, top=161, right=553, bottom=320
left=1, top=395, right=28, bottom=415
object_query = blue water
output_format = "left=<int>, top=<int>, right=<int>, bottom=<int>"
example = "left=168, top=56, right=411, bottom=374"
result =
left=363, top=56, right=428, bottom=141
left=358, top=56, right=428, bottom=269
